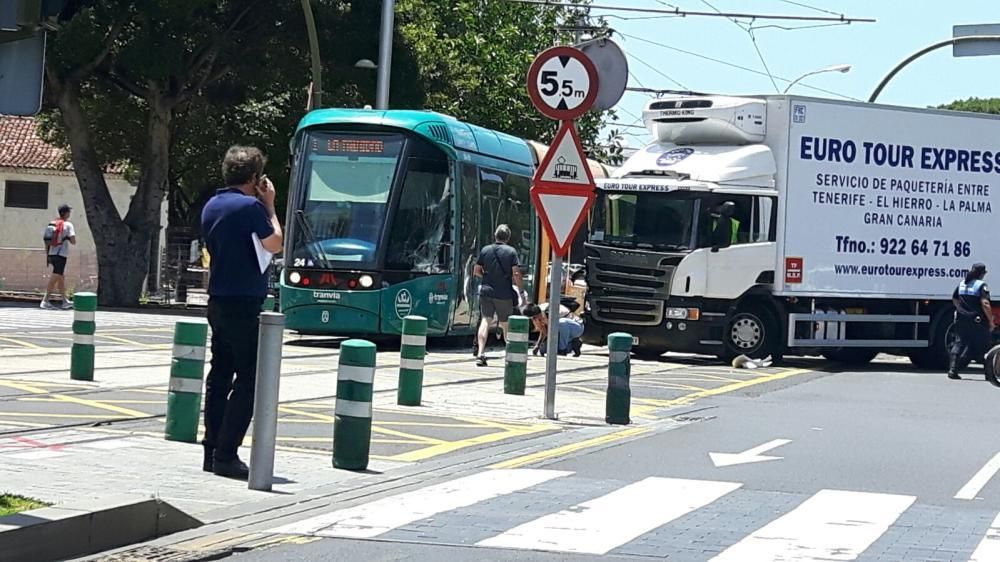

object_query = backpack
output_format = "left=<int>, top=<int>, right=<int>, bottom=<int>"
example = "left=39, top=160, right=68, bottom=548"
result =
left=43, top=219, right=65, bottom=249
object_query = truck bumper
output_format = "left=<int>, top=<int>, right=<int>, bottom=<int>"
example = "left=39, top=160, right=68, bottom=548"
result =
left=583, top=300, right=728, bottom=356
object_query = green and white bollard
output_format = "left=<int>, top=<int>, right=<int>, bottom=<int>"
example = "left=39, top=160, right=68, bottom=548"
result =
left=397, top=315, right=427, bottom=406
left=262, top=294, right=275, bottom=312
left=164, top=320, right=209, bottom=443
left=70, top=292, right=97, bottom=381
left=606, top=332, right=633, bottom=425
left=333, top=339, right=376, bottom=470
left=504, top=316, right=529, bottom=395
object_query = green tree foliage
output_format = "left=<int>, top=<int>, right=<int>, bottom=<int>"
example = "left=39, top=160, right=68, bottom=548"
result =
left=395, top=0, right=618, bottom=160
left=938, top=97, right=1000, bottom=115
left=42, top=0, right=616, bottom=305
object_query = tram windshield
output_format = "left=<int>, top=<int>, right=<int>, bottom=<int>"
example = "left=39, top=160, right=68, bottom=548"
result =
left=291, top=132, right=404, bottom=269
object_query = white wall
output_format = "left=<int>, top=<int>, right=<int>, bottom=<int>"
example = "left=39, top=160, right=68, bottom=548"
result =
left=0, top=168, right=166, bottom=293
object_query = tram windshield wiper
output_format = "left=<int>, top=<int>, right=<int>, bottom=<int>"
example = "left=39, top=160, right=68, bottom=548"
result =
left=294, top=210, right=332, bottom=269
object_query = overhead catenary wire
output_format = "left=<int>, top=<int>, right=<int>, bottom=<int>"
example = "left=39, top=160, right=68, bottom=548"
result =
left=617, top=32, right=863, bottom=101
left=508, top=0, right=876, bottom=23
left=776, top=0, right=844, bottom=17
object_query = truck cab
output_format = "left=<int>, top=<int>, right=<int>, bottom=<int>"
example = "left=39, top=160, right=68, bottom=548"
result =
left=584, top=96, right=780, bottom=360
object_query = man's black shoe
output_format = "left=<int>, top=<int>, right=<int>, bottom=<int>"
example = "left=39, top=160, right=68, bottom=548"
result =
left=202, top=445, right=214, bottom=473
left=476, top=355, right=488, bottom=367
left=213, top=458, right=250, bottom=480
left=571, top=338, right=583, bottom=357
left=948, top=372, right=961, bottom=380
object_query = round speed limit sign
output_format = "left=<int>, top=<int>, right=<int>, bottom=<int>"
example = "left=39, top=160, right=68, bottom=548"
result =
left=527, top=46, right=600, bottom=120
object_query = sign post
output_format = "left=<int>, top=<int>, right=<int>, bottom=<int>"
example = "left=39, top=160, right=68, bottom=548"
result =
left=526, top=46, right=599, bottom=419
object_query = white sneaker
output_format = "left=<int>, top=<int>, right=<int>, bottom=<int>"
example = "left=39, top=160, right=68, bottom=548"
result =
left=60, top=300, right=73, bottom=310
left=40, top=300, right=54, bottom=309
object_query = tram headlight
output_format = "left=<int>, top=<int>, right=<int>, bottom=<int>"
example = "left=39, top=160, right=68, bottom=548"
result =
left=289, top=271, right=302, bottom=284
left=359, top=274, right=374, bottom=288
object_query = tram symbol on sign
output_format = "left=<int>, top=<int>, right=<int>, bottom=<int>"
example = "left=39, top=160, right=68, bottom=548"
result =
left=553, top=157, right=578, bottom=180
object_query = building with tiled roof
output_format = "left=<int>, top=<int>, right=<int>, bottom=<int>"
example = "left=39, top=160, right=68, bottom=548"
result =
left=0, top=115, right=164, bottom=295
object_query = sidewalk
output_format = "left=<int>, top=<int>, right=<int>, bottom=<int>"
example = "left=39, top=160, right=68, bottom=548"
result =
left=0, top=342, right=637, bottom=523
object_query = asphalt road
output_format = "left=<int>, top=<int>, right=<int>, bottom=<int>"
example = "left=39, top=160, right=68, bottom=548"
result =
left=232, top=362, right=1000, bottom=562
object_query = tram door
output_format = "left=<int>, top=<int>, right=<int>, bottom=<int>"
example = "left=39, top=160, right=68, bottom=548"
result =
left=452, top=164, right=480, bottom=329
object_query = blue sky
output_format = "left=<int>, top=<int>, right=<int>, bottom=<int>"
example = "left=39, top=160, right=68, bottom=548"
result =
left=595, top=1, right=1000, bottom=148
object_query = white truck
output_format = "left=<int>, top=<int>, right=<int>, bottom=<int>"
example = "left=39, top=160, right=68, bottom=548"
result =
left=582, top=94, right=999, bottom=367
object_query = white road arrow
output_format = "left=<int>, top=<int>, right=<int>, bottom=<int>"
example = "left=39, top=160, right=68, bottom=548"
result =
left=709, top=439, right=792, bottom=468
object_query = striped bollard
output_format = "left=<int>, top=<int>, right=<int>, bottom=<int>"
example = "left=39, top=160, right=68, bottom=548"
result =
left=606, top=332, right=632, bottom=425
left=504, top=316, right=529, bottom=395
left=397, top=315, right=427, bottom=406
left=165, top=320, right=209, bottom=443
left=70, top=292, right=97, bottom=381
left=333, top=339, right=376, bottom=471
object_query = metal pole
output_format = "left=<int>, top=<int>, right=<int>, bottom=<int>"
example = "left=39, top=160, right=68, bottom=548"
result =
left=544, top=253, right=563, bottom=419
left=301, top=0, right=323, bottom=109
left=868, top=35, right=1000, bottom=103
left=249, top=312, right=284, bottom=492
left=375, top=0, right=395, bottom=109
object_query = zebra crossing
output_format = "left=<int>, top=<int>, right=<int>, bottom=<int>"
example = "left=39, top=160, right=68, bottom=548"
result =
left=273, top=468, right=1000, bottom=561
left=0, top=307, right=186, bottom=332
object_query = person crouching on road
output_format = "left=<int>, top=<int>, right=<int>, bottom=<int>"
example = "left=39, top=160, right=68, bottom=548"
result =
left=949, top=262, right=994, bottom=380
left=200, top=146, right=283, bottom=479
left=522, top=302, right=583, bottom=357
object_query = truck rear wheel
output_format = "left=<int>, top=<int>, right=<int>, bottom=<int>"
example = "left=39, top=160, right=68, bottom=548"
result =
left=720, top=305, right=775, bottom=362
left=907, top=316, right=952, bottom=371
left=822, top=348, right=878, bottom=365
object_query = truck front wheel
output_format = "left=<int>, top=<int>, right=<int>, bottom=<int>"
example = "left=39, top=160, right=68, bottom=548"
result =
left=720, top=305, right=775, bottom=362
left=822, top=348, right=879, bottom=365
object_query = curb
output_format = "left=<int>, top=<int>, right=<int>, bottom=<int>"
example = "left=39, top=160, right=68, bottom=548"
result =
left=0, top=495, right=201, bottom=562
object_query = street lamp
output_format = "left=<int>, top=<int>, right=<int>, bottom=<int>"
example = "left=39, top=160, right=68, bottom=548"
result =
left=783, top=64, right=851, bottom=94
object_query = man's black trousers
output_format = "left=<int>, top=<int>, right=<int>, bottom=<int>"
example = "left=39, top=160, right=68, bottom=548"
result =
left=952, top=316, right=991, bottom=369
left=203, top=296, right=263, bottom=462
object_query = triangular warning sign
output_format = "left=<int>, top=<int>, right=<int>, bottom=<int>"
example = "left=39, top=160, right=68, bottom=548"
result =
left=531, top=187, right=594, bottom=257
left=533, top=121, right=596, bottom=188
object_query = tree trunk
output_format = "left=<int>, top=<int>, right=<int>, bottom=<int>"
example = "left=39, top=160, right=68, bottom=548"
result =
left=50, top=80, right=170, bottom=307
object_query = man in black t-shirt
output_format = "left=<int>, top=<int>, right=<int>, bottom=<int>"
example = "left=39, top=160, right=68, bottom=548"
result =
left=474, top=224, right=526, bottom=366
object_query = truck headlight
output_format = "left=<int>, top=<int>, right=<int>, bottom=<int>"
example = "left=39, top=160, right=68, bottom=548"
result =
left=359, top=274, right=374, bottom=288
left=666, top=307, right=700, bottom=320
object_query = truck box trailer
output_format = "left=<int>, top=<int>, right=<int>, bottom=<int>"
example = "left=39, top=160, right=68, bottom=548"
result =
left=583, top=94, right=1000, bottom=367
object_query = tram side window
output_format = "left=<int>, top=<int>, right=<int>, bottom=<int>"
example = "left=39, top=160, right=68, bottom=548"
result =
left=480, top=168, right=532, bottom=269
left=385, top=157, right=452, bottom=273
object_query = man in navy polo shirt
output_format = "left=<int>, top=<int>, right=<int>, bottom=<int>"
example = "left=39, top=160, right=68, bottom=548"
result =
left=200, top=146, right=283, bottom=479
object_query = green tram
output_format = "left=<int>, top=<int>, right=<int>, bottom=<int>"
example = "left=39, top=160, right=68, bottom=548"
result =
left=280, top=109, right=607, bottom=336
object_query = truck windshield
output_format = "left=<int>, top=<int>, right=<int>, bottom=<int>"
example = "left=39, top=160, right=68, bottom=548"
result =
left=591, top=191, right=698, bottom=250
left=291, top=132, right=404, bottom=269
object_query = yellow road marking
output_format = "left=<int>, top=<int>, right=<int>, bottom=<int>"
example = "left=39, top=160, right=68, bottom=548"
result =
left=128, top=388, right=168, bottom=395
left=491, top=426, right=650, bottom=469
left=0, top=335, right=42, bottom=349
left=640, top=368, right=814, bottom=407
left=0, top=420, right=51, bottom=427
left=95, top=334, right=169, bottom=349
left=388, top=424, right=550, bottom=463
left=0, top=412, right=130, bottom=419
left=629, top=381, right=709, bottom=392
left=277, top=436, right=421, bottom=445
left=0, top=379, right=149, bottom=418
left=278, top=405, right=445, bottom=445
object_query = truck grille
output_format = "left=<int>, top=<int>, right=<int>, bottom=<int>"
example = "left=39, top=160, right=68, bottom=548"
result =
left=591, top=296, right=665, bottom=326
left=585, top=243, right=682, bottom=326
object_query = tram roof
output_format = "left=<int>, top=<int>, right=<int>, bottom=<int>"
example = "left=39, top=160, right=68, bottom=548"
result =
left=296, top=108, right=534, bottom=167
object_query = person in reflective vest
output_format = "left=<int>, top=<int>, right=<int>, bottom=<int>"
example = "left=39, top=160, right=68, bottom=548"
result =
left=949, top=262, right=994, bottom=380
left=710, top=201, right=739, bottom=248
